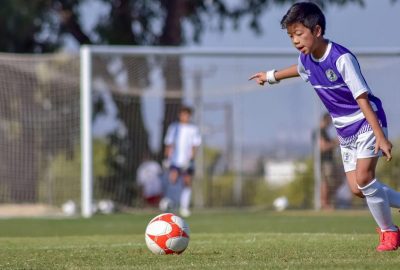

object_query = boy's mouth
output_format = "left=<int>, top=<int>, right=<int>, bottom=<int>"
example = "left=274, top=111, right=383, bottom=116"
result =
left=297, top=46, right=307, bottom=53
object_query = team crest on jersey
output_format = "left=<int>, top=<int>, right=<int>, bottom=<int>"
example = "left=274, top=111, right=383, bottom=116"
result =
left=325, top=69, right=338, bottom=82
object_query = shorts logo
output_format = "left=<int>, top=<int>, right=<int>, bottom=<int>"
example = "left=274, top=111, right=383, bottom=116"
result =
left=343, top=152, right=352, bottom=163
left=325, top=69, right=338, bottom=82
left=367, top=145, right=375, bottom=151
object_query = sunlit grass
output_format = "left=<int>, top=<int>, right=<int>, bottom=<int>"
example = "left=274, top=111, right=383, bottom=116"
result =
left=0, top=210, right=400, bottom=269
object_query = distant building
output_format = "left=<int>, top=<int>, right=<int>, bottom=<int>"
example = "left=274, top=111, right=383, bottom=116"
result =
left=264, top=160, right=306, bottom=187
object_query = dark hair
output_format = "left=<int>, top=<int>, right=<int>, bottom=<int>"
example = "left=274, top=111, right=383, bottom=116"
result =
left=179, top=105, right=193, bottom=115
left=280, top=2, right=326, bottom=35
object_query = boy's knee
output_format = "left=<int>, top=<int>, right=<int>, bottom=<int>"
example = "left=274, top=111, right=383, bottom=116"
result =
left=356, top=172, right=375, bottom=187
left=351, top=189, right=365, bottom=198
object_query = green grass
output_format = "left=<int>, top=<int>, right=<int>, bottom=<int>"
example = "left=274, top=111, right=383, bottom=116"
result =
left=1, top=210, right=400, bottom=269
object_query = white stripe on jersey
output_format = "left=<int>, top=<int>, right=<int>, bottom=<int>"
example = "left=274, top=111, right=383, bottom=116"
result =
left=332, top=101, right=378, bottom=129
left=313, top=83, right=347, bottom=89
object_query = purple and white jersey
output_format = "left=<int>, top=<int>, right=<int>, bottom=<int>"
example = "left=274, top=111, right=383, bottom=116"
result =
left=298, top=41, right=387, bottom=146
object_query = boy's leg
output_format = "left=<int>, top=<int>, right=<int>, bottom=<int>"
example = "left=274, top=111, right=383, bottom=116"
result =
left=341, top=145, right=364, bottom=198
left=344, top=170, right=364, bottom=198
left=168, top=167, right=179, bottom=184
left=159, top=167, right=180, bottom=211
left=356, top=157, right=399, bottom=251
left=180, top=174, right=192, bottom=217
left=356, top=129, right=400, bottom=208
left=341, top=130, right=399, bottom=251
left=320, top=180, right=331, bottom=209
left=381, top=184, right=400, bottom=208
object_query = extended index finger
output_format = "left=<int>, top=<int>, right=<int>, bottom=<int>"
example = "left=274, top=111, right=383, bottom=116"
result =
left=248, top=73, right=260, bottom=81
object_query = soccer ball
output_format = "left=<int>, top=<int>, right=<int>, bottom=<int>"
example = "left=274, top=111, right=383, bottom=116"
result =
left=145, top=213, right=190, bottom=255
left=273, top=196, right=289, bottom=211
left=97, top=199, right=115, bottom=214
left=61, top=200, right=77, bottom=216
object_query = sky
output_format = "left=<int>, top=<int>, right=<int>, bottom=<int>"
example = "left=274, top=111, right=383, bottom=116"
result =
left=80, top=0, right=400, bottom=156
left=190, top=0, right=400, bottom=49
left=185, top=0, right=400, bottom=153
left=76, top=0, right=400, bottom=50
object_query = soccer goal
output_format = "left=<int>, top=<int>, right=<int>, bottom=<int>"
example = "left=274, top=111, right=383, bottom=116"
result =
left=0, top=47, right=399, bottom=217
left=80, top=45, right=400, bottom=217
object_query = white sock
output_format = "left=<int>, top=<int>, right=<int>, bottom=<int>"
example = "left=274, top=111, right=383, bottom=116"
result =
left=180, top=187, right=192, bottom=210
left=358, top=179, right=397, bottom=232
left=381, top=184, right=400, bottom=208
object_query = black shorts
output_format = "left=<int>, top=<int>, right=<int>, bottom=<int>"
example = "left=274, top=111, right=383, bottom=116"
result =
left=170, top=163, right=195, bottom=176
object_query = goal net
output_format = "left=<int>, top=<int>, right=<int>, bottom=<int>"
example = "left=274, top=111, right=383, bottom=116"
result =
left=82, top=46, right=400, bottom=216
left=0, top=53, right=80, bottom=215
left=0, top=47, right=399, bottom=217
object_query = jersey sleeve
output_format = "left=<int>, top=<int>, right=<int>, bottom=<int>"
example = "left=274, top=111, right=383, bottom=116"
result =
left=164, top=123, right=176, bottom=145
left=336, top=53, right=371, bottom=99
left=297, top=56, right=309, bottom=82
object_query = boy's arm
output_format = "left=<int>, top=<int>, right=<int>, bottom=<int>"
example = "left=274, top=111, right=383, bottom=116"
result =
left=356, top=93, right=392, bottom=161
left=191, top=146, right=197, bottom=160
left=164, top=145, right=172, bottom=158
left=162, top=145, right=173, bottom=169
left=275, top=64, right=300, bottom=81
left=164, top=123, right=175, bottom=159
left=248, top=64, right=299, bottom=85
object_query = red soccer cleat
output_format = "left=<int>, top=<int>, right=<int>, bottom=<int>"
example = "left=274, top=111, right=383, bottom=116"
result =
left=376, top=227, right=400, bottom=252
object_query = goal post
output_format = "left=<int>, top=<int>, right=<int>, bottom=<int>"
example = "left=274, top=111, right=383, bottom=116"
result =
left=79, top=45, right=400, bottom=217
left=80, top=46, right=93, bottom=218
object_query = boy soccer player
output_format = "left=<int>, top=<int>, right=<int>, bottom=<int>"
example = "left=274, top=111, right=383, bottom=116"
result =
left=249, top=2, right=400, bottom=251
left=164, top=106, right=201, bottom=217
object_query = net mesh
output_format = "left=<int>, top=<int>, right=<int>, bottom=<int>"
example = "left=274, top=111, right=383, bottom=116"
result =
left=0, top=53, right=80, bottom=208
left=89, top=49, right=400, bottom=210
left=0, top=48, right=399, bottom=214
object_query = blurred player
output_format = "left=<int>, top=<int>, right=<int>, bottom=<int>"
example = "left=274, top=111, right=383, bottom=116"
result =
left=164, top=105, right=201, bottom=217
left=318, top=113, right=340, bottom=210
left=136, top=156, right=163, bottom=207
left=249, top=2, right=400, bottom=251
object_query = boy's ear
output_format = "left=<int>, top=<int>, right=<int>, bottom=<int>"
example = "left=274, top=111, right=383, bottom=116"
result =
left=313, top=25, right=322, bottom=37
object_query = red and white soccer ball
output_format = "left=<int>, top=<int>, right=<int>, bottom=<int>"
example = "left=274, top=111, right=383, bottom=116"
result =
left=145, top=213, right=190, bottom=255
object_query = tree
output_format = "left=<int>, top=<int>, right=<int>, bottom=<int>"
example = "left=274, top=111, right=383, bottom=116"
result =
left=55, top=0, right=379, bottom=205
left=0, top=0, right=384, bottom=204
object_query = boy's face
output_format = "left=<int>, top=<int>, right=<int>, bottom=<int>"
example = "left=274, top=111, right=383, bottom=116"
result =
left=179, top=111, right=191, bottom=123
left=286, top=23, right=321, bottom=55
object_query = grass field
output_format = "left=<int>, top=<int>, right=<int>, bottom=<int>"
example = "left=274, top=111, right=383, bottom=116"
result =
left=1, top=210, right=400, bottom=269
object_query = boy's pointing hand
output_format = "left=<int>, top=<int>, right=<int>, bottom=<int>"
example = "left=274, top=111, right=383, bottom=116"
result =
left=249, top=72, right=266, bottom=86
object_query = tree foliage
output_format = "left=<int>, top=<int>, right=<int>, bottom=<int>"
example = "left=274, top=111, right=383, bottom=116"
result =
left=0, top=0, right=383, bottom=52
left=0, top=0, right=392, bottom=205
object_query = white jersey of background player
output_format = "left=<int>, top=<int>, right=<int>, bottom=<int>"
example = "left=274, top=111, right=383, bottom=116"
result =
left=164, top=105, right=201, bottom=217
